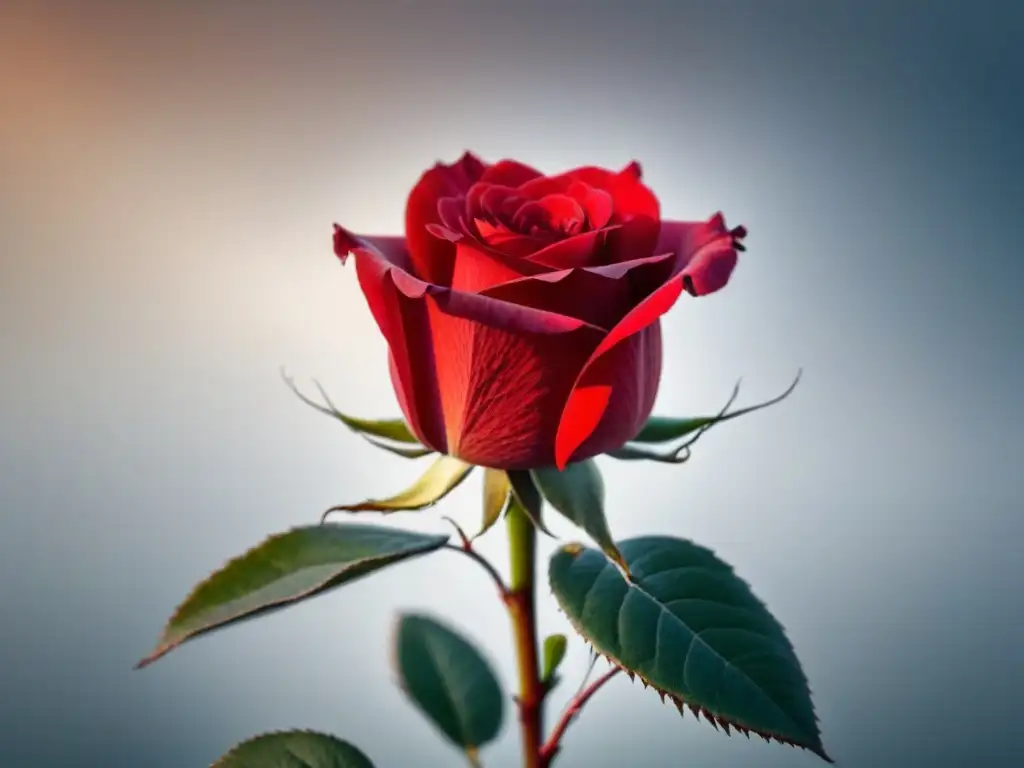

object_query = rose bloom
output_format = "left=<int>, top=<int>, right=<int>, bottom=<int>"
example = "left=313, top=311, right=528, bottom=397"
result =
left=334, top=153, right=746, bottom=471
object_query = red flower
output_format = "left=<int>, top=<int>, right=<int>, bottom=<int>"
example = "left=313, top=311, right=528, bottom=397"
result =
left=334, top=152, right=746, bottom=470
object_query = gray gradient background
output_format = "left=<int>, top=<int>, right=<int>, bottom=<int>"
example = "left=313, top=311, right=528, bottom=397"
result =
left=1, top=1, right=1022, bottom=766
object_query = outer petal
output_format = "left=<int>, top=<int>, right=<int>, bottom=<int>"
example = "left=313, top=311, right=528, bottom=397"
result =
left=337, top=222, right=607, bottom=470
left=554, top=273, right=684, bottom=468
left=655, top=213, right=747, bottom=296
left=333, top=227, right=410, bottom=270
left=335, top=225, right=448, bottom=453
left=405, top=152, right=487, bottom=285
left=480, top=251, right=676, bottom=328
left=481, top=268, right=631, bottom=329
left=551, top=216, right=747, bottom=465
left=426, top=298, right=604, bottom=469
left=523, top=228, right=614, bottom=270
left=450, top=240, right=547, bottom=294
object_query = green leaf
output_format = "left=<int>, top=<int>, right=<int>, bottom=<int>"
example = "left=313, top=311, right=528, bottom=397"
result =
left=549, top=537, right=831, bottom=762
left=283, top=370, right=420, bottom=444
left=322, top=456, right=473, bottom=518
left=136, top=523, right=448, bottom=668
left=531, top=460, right=628, bottom=574
left=393, top=613, right=505, bottom=756
left=541, top=633, right=568, bottom=683
left=630, top=370, right=802, bottom=444
left=476, top=469, right=510, bottom=540
left=212, top=730, right=375, bottom=767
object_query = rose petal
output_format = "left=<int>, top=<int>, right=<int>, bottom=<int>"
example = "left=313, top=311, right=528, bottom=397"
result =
left=536, top=193, right=586, bottom=235
left=451, top=241, right=541, bottom=294
left=681, top=241, right=739, bottom=296
left=342, top=227, right=609, bottom=460
left=405, top=152, right=487, bottom=285
left=481, top=159, right=544, bottom=187
left=346, top=231, right=603, bottom=336
left=481, top=267, right=631, bottom=329
left=345, top=232, right=448, bottom=453
left=388, top=267, right=600, bottom=335
left=524, top=228, right=614, bottom=270
left=569, top=182, right=614, bottom=229
left=424, top=297, right=603, bottom=469
left=436, top=195, right=468, bottom=233
left=334, top=225, right=411, bottom=271
left=475, top=184, right=527, bottom=222
left=654, top=214, right=747, bottom=296
left=654, top=214, right=729, bottom=265
left=584, top=250, right=675, bottom=280
left=519, top=162, right=657, bottom=221
left=554, top=272, right=684, bottom=468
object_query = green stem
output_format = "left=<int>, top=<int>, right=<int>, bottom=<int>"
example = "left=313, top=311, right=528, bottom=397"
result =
left=506, top=499, right=544, bottom=768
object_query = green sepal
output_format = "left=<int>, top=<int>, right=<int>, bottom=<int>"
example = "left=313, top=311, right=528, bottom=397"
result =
left=363, top=437, right=435, bottom=460
left=136, top=523, right=448, bottom=668
left=475, top=468, right=511, bottom=540
left=393, top=613, right=505, bottom=757
left=283, top=370, right=422, bottom=444
left=322, top=456, right=473, bottom=519
left=630, top=370, right=801, bottom=445
left=531, top=460, right=628, bottom=575
left=606, top=443, right=691, bottom=463
left=549, top=536, right=831, bottom=762
left=212, top=730, right=375, bottom=767
left=506, top=470, right=555, bottom=536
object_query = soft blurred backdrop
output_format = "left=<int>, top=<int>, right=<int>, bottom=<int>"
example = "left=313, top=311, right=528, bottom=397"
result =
left=1, top=1, right=1021, bottom=766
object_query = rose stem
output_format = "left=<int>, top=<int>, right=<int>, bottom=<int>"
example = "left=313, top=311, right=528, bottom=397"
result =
left=505, top=497, right=544, bottom=768
left=539, top=668, right=620, bottom=764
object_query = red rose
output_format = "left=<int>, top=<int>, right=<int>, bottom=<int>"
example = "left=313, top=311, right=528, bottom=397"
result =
left=334, top=152, right=746, bottom=471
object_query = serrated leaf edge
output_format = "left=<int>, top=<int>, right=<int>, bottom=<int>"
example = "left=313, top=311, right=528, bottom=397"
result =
left=551, top=548, right=833, bottom=763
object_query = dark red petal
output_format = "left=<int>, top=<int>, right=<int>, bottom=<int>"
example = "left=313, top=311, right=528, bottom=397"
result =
left=556, top=322, right=663, bottom=468
left=481, top=251, right=676, bottom=328
left=481, top=159, right=544, bottom=187
left=481, top=267, right=631, bottom=329
left=554, top=273, right=683, bottom=468
left=653, top=214, right=729, bottom=264
left=424, top=296, right=603, bottom=469
left=387, top=266, right=600, bottom=335
left=681, top=241, right=739, bottom=296
left=656, top=214, right=746, bottom=296
left=524, top=228, right=614, bottom=270
left=345, top=233, right=448, bottom=453
left=405, top=152, right=487, bottom=285
left=334, top=225, right=411, bottom=271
